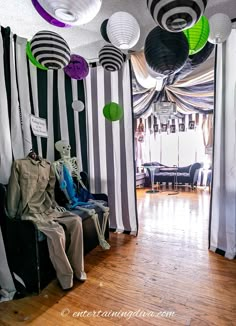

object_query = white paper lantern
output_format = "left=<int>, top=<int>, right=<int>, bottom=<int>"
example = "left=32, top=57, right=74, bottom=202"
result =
left=72, top=100, right=85, bottom=112
left=107, top=12, right=140, bottom=50
left=208, top=13, right=232, bottom=44
left=37, top=0, right=102, bottom=25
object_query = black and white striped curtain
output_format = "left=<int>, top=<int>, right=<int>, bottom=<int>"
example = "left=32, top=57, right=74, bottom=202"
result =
left=209, top=26, right=236, bottom=259
left=85, top=63, right=138, bottom=234
left=0, top=26, right=87, bottom=186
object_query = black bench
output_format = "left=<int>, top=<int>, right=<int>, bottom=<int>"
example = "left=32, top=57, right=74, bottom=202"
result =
left=0, top=177, right=109, bottom=296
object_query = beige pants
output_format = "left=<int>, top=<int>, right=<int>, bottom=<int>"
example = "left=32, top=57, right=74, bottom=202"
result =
left=37, top=215, right=85, bottom=289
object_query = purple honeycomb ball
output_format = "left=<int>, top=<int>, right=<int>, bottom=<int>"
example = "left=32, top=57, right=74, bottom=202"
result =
left=64, top=54, right=89, bottom=80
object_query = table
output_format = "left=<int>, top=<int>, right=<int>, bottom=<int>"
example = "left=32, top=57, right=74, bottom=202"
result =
left=143, top=165, right=161, bottom=193
left=159, top=167, right=179, bottom=195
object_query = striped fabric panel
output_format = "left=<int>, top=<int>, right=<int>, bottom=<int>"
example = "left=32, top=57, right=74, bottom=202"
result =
left=209, top=30, right=236, bottom=260
left=85, top=61, right=138, bottom=235
left=0, top=27, right=12, bottom=184
left=26, top=67, right=88, bottom=168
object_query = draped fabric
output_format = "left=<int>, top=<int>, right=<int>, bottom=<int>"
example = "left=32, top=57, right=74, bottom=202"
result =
left=131, top=47, right=214, bottom=117
left=209, top=27, right=236, bottom=260
left=166, top=59, right=214, bottom=114
left=85, top=62, right=138, bottom=235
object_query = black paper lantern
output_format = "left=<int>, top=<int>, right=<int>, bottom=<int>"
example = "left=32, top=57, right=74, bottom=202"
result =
left=144, top=26, right=189, bottom=76
left=189, top=42, right=215, bottom=68
left=100, top=19, right=110, bottom=43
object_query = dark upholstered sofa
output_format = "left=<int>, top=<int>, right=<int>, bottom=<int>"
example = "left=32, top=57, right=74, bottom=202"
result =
left=0, top=173, right=109, bottom=296
left=144, top=162, right=202, bottom=188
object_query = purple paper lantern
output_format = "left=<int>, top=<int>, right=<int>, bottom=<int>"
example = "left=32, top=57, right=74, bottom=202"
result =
left=31, top=0, right=71, bottom=28
left=64, top=54, right=89, bottom=80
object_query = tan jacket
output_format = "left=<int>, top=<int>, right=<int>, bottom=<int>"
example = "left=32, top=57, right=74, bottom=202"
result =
left=7, top=157, right=57, bottom=219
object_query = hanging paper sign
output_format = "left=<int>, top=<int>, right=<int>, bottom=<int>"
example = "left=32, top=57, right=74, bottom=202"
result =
left=161, top=124, right=167, bottom=132
left=189, top=121, right=195, bottom=130
left=154, top=124, right=159, bottom=132
left=30, top=115, right=48, bottom=138
left=170, top=125, right=176, bottom=133
left=179, top=123, right=185, bottom=132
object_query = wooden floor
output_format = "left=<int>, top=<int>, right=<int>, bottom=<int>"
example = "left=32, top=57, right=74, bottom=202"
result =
left=1, top=188, right=236, bottom=325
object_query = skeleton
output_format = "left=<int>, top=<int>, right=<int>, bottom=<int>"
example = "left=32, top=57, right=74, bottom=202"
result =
left=52, top=140, right=110, bottom=250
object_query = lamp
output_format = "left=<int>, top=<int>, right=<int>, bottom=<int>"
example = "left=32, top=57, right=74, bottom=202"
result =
left=103, top=102, right=124, bottom=121
left=99, top=44, right=125, bottom=72
left=37, top=0, right=102, bottom=25
left=144, top=26, right=189, bottom=75
left=208, top=13, right=232, bottom=44
left=30, top=31, right=71, bottom=69
left=64, top=54, right=89, bottom=80
left=147, top=0, right=208, bottom=32
left=183, top=16, right=210, bottom=55
left=107, top=12, right=140, bottom=50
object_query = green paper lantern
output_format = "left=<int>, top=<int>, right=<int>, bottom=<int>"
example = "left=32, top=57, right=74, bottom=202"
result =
left=103, top=102, right=123, bottom=121
left=26, top=42, right=48, bottom=70
left=184, top=16, right=210, bottom=55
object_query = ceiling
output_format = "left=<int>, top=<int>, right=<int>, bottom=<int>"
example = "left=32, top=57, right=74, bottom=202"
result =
left=0, top=0, right=236, bottom=60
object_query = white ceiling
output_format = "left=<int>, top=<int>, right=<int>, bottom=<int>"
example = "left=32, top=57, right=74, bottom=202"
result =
left=0, top=0, right=236, bottom=60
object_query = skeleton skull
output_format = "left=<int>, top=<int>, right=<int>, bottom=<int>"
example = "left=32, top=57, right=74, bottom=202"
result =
left=55, top=140, right=71, bottom=158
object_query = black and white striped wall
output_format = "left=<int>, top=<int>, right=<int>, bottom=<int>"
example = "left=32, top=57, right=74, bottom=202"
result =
left=0, top=25, right=138, bottom=235
left=85, top=63, right=138, bottom=234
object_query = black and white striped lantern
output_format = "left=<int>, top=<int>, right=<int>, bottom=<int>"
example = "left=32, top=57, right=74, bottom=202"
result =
left=30, top=30, right=71, bottom=69
left=99, top=44, right=124, bottom=72
left=147, top=0, right=208, bottom=32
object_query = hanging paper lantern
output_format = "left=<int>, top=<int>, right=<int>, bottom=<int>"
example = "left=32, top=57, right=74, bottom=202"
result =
left=107, top=12, right=140, bottom=50
left=103, top=102, right=123, bottom=121
left=26, top=42, right=48, bottom=70
left=144, top=26, right=189, bottom=76
left=183, top=16, right=210, bottom=55
left=30, top=31, right=71, bottom=69
left=208, top=14, right=232, bottom=44
left=64, top=54, right=89, bottom=80
left=36, top=0, right=102, bottom=26
left=147, top=0, right=208, bottom=32
left=72, top=100, right=85, bottom=112
left=31, top=0, right=71, bottom=27
left=189, top=41, right=214, bottom=67
left=100, top=19, right=110, bottom=43
left=99, top=44, right=124, bottom=72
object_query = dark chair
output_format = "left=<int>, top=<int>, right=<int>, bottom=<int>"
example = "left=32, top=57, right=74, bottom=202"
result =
left=0, top=175, right=109, bottom=296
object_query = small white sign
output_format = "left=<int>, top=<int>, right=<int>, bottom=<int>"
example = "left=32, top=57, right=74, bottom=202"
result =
left=30, top=115, right=48, bottom=138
